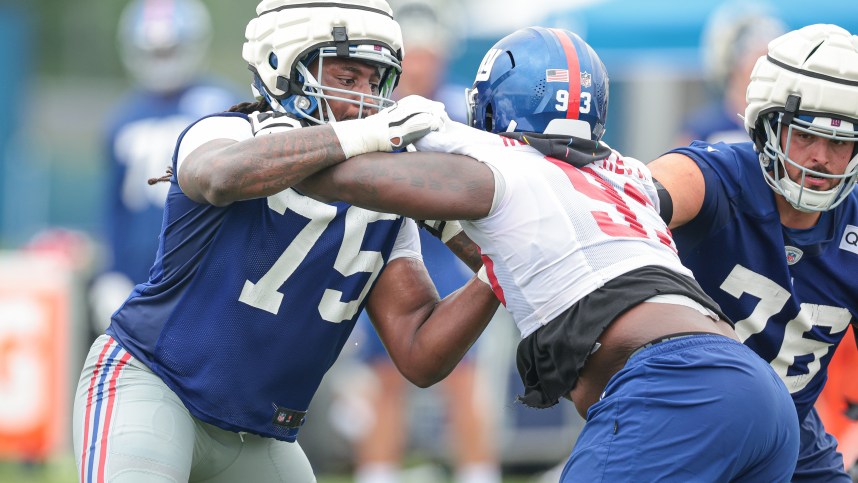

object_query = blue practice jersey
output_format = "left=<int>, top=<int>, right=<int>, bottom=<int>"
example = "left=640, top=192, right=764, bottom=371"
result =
left=106, top=111, right=409, bottom=441
left=669, top=141, right=858, bottom=421
left=103, top=81, right=239, bottom=282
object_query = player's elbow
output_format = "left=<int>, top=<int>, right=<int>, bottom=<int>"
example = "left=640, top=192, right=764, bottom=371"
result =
left=179, top=161, right=240, bottom=207
left=199, top=179, right=237, bottom=207
left=401, top=363, right=452, bottom=388
left=407, top=373, right=443, bottom=389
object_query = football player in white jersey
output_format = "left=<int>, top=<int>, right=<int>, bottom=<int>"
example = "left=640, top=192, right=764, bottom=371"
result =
left=73, top=1, right=500, bottom=482
left=649, top=24, right=858, bottom=481
left=300, top=26, right=800, bottom=481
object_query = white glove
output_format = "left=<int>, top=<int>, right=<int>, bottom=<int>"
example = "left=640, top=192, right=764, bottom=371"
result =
left=330, top=95, right=448, bottom=158
left=414, top=118, right=521, bottom=163
left=416, top=219, right=464, bottom=243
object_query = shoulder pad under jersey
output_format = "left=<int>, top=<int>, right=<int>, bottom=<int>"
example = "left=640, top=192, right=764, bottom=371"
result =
left=249, top=111, right=304, bottom=136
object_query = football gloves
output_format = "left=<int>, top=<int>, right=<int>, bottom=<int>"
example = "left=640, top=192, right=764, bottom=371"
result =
left=330, top=95, right=448, bottom=159
left=416, top=219, right=464, bottom=244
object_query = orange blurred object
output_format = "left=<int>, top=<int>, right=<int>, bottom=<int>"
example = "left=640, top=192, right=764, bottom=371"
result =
left=816, top=329, right=858, bottom=470
left=0, top=252, right=73, bottom=461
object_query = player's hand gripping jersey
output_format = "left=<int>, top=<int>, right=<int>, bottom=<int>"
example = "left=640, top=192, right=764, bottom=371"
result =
left=105, top=110, right=420, bottom=441
left=416, top=122, right=693, bottom=338
left=669, top=140, right=858, bottom=422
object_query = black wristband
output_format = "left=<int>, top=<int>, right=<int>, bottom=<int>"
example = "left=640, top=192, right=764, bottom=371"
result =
left=653, top=179, right=673, bottom=226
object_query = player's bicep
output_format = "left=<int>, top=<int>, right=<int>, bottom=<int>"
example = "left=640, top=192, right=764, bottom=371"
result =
left=178, top=139, right=240, bottom=204
left=364, top=256, right=439, bottom=356
left=176, top=116, right=252, bottom=204
left=648, top=152, right=706, bottom=229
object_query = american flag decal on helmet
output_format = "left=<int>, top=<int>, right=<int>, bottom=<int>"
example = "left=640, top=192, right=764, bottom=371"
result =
left=546, top=69, right=569, bottom=82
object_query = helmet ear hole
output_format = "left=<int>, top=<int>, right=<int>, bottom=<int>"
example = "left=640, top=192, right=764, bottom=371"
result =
left=484, top=104, right=494, bottom=132
left=506, top=50, right=516, bottom=69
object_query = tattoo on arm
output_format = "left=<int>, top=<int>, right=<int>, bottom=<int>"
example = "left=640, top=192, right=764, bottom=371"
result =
left=187, top=126, right=347, bottom=204
left=445, top=232, right=483, bottom=272
left=229, top=127, right=346, bottom=198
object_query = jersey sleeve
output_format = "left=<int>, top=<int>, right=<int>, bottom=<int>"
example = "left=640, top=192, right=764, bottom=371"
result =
left=671, top=141, right=745, bottom=198
left=389, top=218, right=422, bottom=262
left=615, top=153, right=661, bottom=211
left=175, top=113, right=254, bottom=175
left=667, top=141, right=751, bottom=249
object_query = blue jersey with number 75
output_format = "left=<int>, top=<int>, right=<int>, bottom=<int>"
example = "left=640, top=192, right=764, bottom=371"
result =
left=106, top=112, right=407, bottom=441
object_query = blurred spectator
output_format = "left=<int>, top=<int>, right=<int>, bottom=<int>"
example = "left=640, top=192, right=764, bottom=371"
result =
left=88, top=0, right=239, bottom=334
left=676, top=1, right=785, bottom=146
left=348, top=1, right=502, bottom=483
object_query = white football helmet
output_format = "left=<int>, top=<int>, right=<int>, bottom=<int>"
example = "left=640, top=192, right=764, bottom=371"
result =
left=118, top=0, right=212, bottom=94
left=242, top=0, right=404, bottom=123
left=745, top=24, right=858, bottom=212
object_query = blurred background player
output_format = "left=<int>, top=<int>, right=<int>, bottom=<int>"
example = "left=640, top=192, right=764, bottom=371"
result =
left=88, top=0, right=239, bottom=335
left=348, top=1, right=502, bottom=483
left=675, top=0, right=785, bottom=146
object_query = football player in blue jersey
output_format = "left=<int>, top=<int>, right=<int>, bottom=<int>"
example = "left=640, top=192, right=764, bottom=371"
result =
left=300, top=26, right=800, bottom=482
left=89, top=0, right=241, bottom=334
left=675, top=0, right=785, bottom=146
left=72, top=1, right=499, bottom=482
left=648, top=24, right=858, bottom=482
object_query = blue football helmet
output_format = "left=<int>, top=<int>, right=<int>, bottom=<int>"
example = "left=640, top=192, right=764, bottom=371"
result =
left=466, top=26, right=609, bottom=141
left=118, top=0, right=212, bottom=94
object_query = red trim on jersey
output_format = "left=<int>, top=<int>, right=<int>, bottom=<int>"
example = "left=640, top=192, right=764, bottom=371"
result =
left=480, top=254, right=506, bottom=306
left=549, top=28, right=580, bottom=120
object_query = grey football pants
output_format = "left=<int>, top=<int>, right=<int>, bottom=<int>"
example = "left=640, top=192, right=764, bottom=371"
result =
left=73, top=334, right=316, bottom=483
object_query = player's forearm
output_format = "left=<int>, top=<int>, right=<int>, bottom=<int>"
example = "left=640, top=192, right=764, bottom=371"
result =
left=395, top=280, right=499, bottom=387
left=302, top=151, right=494, bottom=220
left=445, top=232, right=484, bottom=272
left=180, top=125, right=347, bottom=206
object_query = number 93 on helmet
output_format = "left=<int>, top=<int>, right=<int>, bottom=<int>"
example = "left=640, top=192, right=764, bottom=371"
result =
left=466, top=26, right=609, bottom=142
